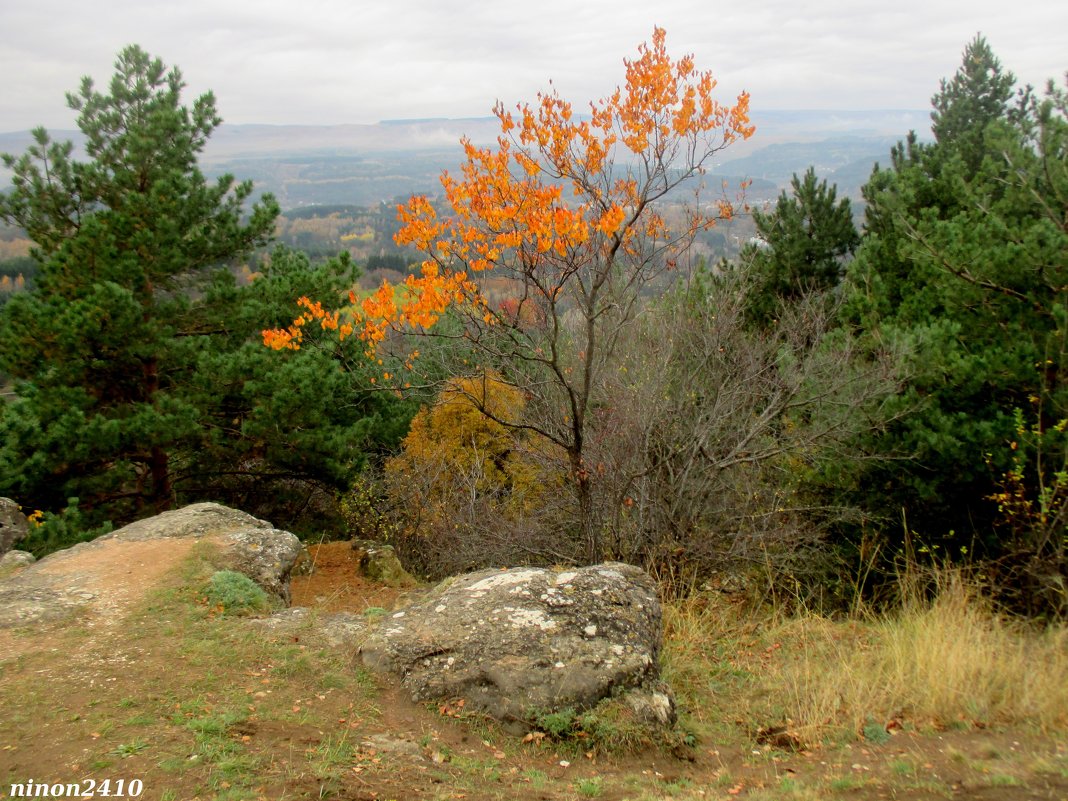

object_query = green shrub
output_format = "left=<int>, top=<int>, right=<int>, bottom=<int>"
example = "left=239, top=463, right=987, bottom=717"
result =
left=862, top=718, right=891, bottom=744
left=203, top=571, right=271, bottom=615
left=533, top=708, right=577, bottom=739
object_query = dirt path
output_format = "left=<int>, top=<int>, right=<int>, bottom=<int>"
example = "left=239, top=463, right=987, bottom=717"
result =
left=291, top=539, right=409, bottom=613
left=0, top=537, right=205, bottom=662
left=30, top=537, right=201, bottom=621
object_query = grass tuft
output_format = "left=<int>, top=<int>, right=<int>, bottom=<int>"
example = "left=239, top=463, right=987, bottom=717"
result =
left=664, top=569, right=1068, bottom=745
left=202, top=570, right=272, bottom=615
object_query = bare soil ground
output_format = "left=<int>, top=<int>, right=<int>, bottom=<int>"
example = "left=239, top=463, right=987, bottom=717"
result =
left=1, top=540, right=1066, bottom=800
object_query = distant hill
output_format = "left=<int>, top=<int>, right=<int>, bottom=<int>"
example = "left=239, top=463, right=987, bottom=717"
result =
left=0, top=110, right=931, bottom=209
left=714, top=136, right=906, bottom=199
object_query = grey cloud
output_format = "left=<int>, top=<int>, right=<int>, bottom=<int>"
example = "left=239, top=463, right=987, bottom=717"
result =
left=1, top=0, right=1065, bottom=132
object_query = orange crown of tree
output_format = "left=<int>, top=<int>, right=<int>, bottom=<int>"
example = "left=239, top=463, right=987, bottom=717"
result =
left=263, top=27, right=754, bottom=355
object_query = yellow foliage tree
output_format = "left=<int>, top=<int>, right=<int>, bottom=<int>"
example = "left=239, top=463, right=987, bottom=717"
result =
left=383, top=373, right=564, bottom=575
left=385, top=373, right=548, bottom=507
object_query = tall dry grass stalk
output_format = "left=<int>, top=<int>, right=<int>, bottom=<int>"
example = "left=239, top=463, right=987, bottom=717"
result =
left=663, top=570, right=1068, bottom=744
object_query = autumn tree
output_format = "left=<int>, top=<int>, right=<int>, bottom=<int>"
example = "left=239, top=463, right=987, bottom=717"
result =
left=268, top=28, right=755, bottom=562
left=382, top=374, right=562, bottom=576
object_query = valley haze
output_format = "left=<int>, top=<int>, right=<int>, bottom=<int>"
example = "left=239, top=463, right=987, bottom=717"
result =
left=0, top=109, right=932, bottom=208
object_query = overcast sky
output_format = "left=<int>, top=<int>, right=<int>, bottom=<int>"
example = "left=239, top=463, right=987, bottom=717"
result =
left=1, top=0, right=1065, bottom=132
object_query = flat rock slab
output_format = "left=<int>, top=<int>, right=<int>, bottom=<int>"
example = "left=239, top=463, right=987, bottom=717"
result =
left=0, top=503, right=301, bottom=629
left=360, top=562, right=673, bottom=730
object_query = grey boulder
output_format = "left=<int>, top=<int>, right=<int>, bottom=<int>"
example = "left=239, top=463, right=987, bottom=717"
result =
left=0, top=498, right=29, bottom=557
left=0, top=550, right=36, bottom=571
left=351, top=539, right=416, bottom=586
left=360, top=562, right=674, bottom=731
left=96, top=502, right=302, bottom=604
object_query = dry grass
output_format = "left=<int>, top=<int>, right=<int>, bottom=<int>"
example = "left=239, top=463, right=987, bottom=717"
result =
left=663, top=570, right=1068, bottom=745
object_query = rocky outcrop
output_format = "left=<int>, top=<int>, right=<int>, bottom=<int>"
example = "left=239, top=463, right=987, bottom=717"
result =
left=0, top=550, right=35, bottom=572
left=0, top=503, right=302, bottom=628
left=92, top=503, right=302, bottom=603
left=351, top=539, right=416, bottom=587
left=249, top=607, right=368, bottom=648
left=359, top=562, right=674, bottom=732
left=0, top=498, right=29, bottom=558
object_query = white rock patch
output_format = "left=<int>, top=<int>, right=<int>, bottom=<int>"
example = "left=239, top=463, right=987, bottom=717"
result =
left=506, top=607, right=557, bottom=631
left=467, top=569, right=541, bottom=592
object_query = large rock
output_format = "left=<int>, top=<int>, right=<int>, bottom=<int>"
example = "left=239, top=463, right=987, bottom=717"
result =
left=0, top=503, right=302, bottom=628
left=351, top=539, right=417, bottom=587
left=95, top=502, right=303, bottom=603
left=360, top=562, right=674, bottom=731
left=248, top=607, right=368, bottom=648
left=0, top=498, right=30, bottom=558
left=0, top=550, right=36, bottom=572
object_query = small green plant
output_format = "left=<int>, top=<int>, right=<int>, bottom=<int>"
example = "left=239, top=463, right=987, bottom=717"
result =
left=986, top=773, right=1022, bottom=787
left=660, top=776, right=693, bottom=795
left=829, top=775, right=867, bottom=791
left=862, top=718, right=891, bottom=744
left=202, top=570, right=271, bottom=615
left=890, top=758, right=916, bottom=776
left=533, top=707, right=577, bottom=738
left=575, top=776, right=604, bottom=798
left=312, top=733, right=355, bottom=779
left=713, top=771, right=736, bottom=788
left=779, top=776, right=801, bottom=792
left=1031, top=756, right=1068, bottom=778
left=529, top=696, right=674, bottom=753
left=109, top=739, right=149, bottom=758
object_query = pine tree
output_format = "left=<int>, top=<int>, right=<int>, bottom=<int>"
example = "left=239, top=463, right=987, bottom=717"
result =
left=744, top=166, right=859, bottom=326
left=930, top=35, right=1020, bottom=173
left=839, top=38, right=1066, bottom=584
left=0, top=46, right=279, bottom=520
left=177, top=247, right=416, bottom=529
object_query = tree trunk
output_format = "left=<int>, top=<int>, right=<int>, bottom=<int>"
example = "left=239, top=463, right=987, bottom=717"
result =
left=570, top=449, right=600, bottom=564
left=149, top=444, right=173, bottom=513
left=143, top=352, right=173, bottom=513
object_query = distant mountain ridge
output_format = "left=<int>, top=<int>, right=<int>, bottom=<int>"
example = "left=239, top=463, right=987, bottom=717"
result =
left=0, top=110, right=932, bottom=209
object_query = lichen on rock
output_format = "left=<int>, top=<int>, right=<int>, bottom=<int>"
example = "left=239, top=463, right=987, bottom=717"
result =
left=359, top=562, right=675, bottom=733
